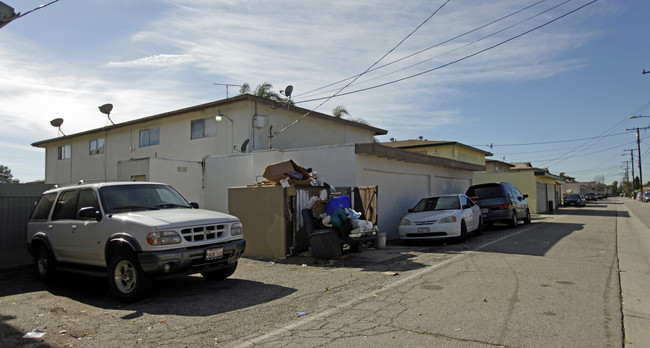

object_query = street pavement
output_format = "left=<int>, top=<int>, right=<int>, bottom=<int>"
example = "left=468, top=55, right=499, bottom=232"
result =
left=1, top=197, right=648, bottom=347
left=617, top=197, right=650, bottom=347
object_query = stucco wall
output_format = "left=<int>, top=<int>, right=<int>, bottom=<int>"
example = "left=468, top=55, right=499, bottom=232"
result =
left=356, top=154, right=474, bottom=240
left=40, top=99, right=378, bottom=185
left=207, top=145, right=478, bottom=240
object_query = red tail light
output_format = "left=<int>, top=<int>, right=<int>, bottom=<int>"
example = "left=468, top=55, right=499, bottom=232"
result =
left=490, top=204, right=510, bottom=210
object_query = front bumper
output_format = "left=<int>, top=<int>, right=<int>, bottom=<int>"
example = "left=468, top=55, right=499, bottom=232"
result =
left=398, top=223, right=460, bottom=239
left=138, top=238, right=246, bottom=276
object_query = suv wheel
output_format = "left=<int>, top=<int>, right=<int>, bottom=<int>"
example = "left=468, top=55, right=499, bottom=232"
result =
left=201, top=262, right=238, bottom=281
left=107, top=251, right=152, bottom=303
left=508, top=211, right=518, bottom=228
left=34, top=245, right=56, bottom=281
left=523, top=209, right=531, bottom=224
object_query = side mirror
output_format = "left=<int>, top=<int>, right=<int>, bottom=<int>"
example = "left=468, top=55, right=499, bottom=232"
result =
left=79, top=207, right=102, bottom=221
left=463, top=204, right=472, bottom=209
left=407, top=208, right=414, bottom=213
left=522, top=194, right=529, bottom=199
left=190, top=202, right=200, bottom=209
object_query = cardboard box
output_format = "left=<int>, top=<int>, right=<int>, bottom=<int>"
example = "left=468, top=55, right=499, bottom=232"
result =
left=262, top=160, right=310, bottom=183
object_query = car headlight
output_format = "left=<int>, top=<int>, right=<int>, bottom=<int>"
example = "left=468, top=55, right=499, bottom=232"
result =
left=146, top=231, right=181, bottom=245
left=439, top=216, right=457, bottom=224
left=399, top=219, right=411, bottom=226
left=230, top=222, right=243, bottom=236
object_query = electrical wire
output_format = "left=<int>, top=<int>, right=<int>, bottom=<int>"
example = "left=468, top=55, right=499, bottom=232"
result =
left=294, top=0, right=598, bottom=105
left=275, top=0, right=453, bottom=135
left=294, top=0, right=549, bottom=100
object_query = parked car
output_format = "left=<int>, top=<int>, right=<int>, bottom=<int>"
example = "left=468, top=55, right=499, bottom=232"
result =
left=597, top=193, right=603, bottom=200
left=643, top=191, right=650, bottom=203
left=465, top=182, right=531, bottom=227
left=27, top=181, right=246, bottom=302
left=585, top=192, right=597, bottom=201
left=563, top=193, right=586, bottom=207
left=398, top=194, right=482, bottom=241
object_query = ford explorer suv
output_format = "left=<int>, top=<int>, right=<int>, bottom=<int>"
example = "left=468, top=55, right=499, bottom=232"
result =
left=465, top=182, right=531, bottom=228
left=26, top=181, right=245, bottom=302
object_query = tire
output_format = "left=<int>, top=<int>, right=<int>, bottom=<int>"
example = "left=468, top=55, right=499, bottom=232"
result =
left=523, top=209, right=531, bottom=224
left=508, top=211, right=518, bottom=228
left=201, top=262, right=238, bottom=281
left=107, top=251, right=152, bottom=303
left=474, top=217, right=483, bottom=235
left=34, top=244, right=56, bottom=282
left=458, top=220, right=468, bottom=242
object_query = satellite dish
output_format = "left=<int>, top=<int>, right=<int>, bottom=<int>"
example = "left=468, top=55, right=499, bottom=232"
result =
left=98, top=104, right=113, bottom=115
left=98, top=103, right=115, bottom=125
left=50, top=118, right=65, bottom=136
left=50, top=118, right=63, bottom=127
left=283, top=85, right=293, bottom=98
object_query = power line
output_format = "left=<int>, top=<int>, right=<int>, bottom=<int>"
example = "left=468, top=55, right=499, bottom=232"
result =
left=294, top=0, right=550, bottom=100
left=294, top=0, right=598, bottom=104
left=276, top=0, right=453, bottom=135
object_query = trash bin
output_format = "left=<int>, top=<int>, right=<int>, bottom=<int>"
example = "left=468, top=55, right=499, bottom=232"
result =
left=309, top=229, right=342, bottom=259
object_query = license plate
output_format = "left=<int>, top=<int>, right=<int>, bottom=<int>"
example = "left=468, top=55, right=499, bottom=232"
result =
left=417, top=227, right=429, bottom=233
left=481, top=208, right=488, bottom=214
left=205, top=248, right=223, bottom=260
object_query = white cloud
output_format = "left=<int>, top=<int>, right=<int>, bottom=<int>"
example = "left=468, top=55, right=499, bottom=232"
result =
left=105, top=54, right=196, bottom=68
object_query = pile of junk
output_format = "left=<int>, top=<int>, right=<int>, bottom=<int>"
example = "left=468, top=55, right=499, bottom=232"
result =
left=228, top=160, right=381, bottom=260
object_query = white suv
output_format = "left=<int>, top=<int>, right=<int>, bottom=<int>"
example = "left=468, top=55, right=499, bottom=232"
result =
left=26, top=181, right=245, bottom=302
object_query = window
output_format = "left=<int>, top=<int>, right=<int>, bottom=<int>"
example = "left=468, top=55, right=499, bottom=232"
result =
left=140, top=128, right=160, bottom=147
left=191, top=117, right=218, bottom=139
left=51, top=190, right=79, bottom=221
left=57, top=144, right=71, bottom=160
left=89, top=138, right=105, bottom=155
left=30, top=193, right=57, bottom=220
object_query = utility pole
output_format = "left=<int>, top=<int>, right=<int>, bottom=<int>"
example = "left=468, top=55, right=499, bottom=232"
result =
left=626, top=127, right=649, bottom=197
left=623, top=149, right=635, bottom=194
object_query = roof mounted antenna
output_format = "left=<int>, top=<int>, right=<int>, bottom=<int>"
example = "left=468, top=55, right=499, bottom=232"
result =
left=98, top=103, right=115, bottom=125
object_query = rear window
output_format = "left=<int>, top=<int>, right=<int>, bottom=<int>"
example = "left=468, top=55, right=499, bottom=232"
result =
left=30, top=193, right=57, bottom=220
left=467, top=185, right=502, bottom=199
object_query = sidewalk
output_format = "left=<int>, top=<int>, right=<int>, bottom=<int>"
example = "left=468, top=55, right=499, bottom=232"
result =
left=617, top=198, right=650, bottom=346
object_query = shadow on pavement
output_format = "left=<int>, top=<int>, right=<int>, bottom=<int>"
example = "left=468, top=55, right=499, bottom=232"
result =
left=0, top=269, right=296, bottom=317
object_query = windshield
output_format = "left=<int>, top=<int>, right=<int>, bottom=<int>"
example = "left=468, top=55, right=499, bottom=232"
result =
left=467, top=186, right=501, bottom=199
left=412, top=196, right=460, bottom=212
left=99, top=184, right=191, bottom=213
left=567, top=194, right=580, bottom=199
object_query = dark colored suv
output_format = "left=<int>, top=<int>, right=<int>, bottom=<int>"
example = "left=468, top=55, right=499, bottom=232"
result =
left=465, top=182, right=531, bottom=227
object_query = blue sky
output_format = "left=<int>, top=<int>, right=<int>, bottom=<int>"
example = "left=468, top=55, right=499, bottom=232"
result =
left=2, top=0, right=650, bottom=185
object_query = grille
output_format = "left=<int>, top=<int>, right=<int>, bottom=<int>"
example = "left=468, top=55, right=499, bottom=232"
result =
left=181, top=224, right=225, bottom=242
left=414, top=220, right=437, bottom=225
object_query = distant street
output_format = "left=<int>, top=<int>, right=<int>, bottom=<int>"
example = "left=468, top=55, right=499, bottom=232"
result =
left=2, top=197, right=649, bottom=347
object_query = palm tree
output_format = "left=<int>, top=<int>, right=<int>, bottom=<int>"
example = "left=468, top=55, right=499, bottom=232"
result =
left=332, top=105, right=349, bottom=118
left=238, top=83, right=250, bottom=95
left=239, top=82, right=293, bottom=105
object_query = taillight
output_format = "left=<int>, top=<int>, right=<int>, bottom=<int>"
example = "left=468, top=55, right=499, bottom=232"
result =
left=490, top=204, right=510, bottom=210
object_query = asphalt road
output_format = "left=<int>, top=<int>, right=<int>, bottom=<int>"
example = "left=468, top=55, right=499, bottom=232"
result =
left=1, top=197, right=647, bottom=347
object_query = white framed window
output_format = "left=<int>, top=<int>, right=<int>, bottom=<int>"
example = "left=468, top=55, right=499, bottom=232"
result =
left=89, top=138, right=105, bottom=155
left=139, top=128, right=160, bottom=147
left=57, top=144, right=71, bottom=160
left=191, top=117, right=218, bottom=139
